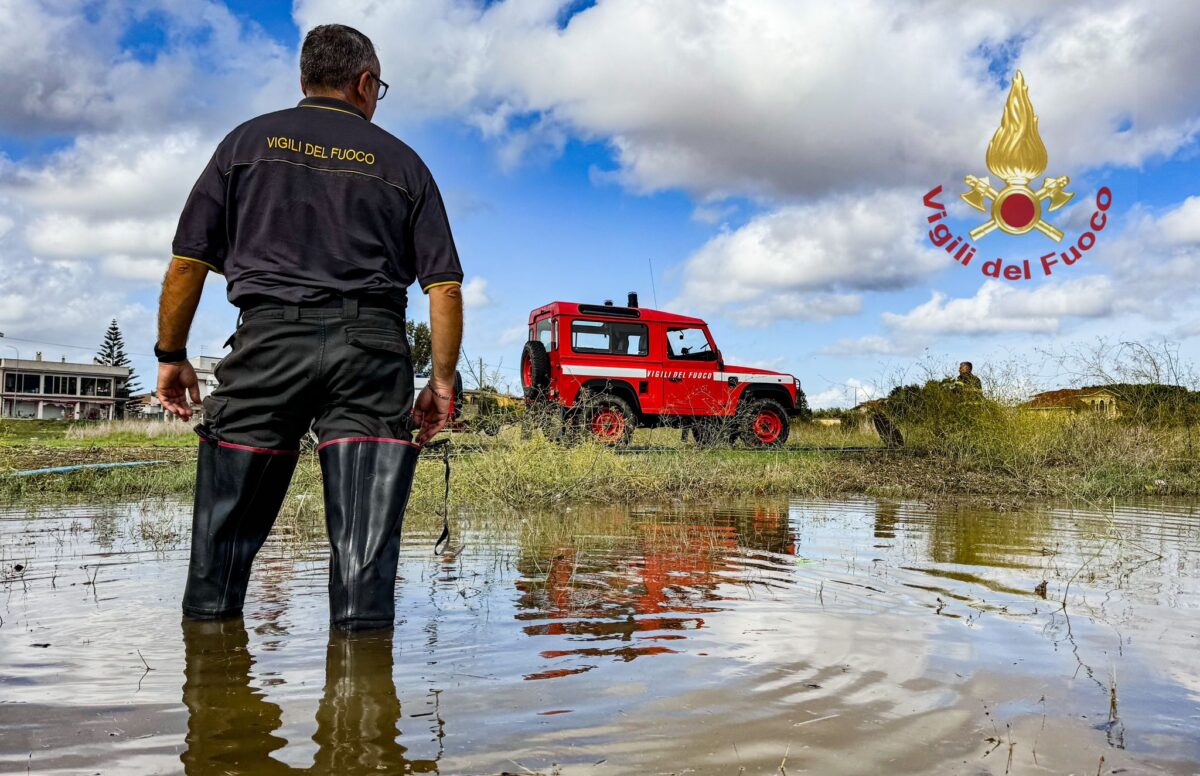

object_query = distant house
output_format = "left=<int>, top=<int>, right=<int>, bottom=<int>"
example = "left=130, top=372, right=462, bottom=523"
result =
left=126, top=392, right=165, bottom=419
left=191, top=355, right=222, bottom=401
left=1024, top=387, right=1120, bottom=417
left=125, top=355, right=224, bottom=421
left=1, top=354, right=130, bottom=420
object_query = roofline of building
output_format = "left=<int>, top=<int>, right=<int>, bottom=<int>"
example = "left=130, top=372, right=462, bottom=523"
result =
left=0, top=358, right=129, bottom=377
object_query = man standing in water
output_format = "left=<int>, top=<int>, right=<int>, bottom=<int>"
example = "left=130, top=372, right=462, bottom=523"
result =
left=155, top=24, right=464, bottom=630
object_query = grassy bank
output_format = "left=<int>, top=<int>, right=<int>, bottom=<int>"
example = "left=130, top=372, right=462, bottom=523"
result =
left=2, top=413, right=1198, bottom=508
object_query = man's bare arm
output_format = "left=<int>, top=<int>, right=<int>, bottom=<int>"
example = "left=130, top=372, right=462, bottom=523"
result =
left=412, top=283, right=463, bottom=445
left=158, top=259, right=208, bottom=349
left=156, top=258, right=209, bottom=419
left=428, top=283, right=463, bottom=390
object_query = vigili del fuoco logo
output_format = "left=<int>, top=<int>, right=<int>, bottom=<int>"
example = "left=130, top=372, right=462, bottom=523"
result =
left=922, top=71, right=1113, bottom=281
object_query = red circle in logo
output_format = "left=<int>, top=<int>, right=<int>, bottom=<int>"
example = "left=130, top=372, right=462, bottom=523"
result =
left=1000, top=191, right=1036, bottom=229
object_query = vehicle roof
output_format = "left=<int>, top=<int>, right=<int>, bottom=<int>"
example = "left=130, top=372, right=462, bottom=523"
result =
left=528, top=301, right=707, bottom=326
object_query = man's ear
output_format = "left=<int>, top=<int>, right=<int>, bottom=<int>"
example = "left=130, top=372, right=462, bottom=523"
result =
left=300, top=77, right=307, bottom=97
left=356, top=70, right=373, bottom=100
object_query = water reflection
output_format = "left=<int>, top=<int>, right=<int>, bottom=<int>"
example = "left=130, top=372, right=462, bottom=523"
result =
left=514, top=505, right=797, bottom=679
left=2, top=498, right=1198, bottom=774
left=180, top=620, right=439, bottom=774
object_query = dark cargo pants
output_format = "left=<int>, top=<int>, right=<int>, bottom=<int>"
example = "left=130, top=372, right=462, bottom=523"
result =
left=203, top=299, right=414, bottom=448
left=183, top=299, right=420, bottom=630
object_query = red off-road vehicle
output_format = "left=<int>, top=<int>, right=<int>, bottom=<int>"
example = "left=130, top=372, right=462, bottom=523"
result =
left=520, top=294, right=805, bottom=447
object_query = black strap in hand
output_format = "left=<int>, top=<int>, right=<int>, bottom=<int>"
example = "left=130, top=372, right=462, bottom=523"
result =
left=424, top=438, right=452, bottom=555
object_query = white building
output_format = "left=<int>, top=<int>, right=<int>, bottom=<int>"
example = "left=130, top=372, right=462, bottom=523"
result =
left=125, top=355, right=223, bottom=420
left=191, top=355, right=222, bottom=401
left=0, top=354, right=130, bottom=420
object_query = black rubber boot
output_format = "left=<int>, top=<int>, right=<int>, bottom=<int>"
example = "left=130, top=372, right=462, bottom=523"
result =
left=312, top=631, right=411, bottom=773
left=182, top=439, right=299, bottom=619
left=319, top=439, right=419, bottom=631
left=180, top=618, right=288, bottom=775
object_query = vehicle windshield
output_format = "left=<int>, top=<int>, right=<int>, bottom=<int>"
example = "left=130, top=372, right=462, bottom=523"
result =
left=667, top=327, right=714, bottom=360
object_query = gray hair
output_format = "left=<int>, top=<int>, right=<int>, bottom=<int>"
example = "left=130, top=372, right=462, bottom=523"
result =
left=300, top=24, right=379, bottom=92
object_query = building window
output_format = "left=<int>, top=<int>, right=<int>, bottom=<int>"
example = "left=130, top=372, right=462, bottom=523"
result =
left=6, top=373, right=42, bottom=394
left=81, top=378, right=97, bottom=396
left=45, top=375, right=78, bottom=396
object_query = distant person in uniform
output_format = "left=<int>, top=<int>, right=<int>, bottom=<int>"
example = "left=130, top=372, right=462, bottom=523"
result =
left=155, top=24, right=464, bottom=631
left=955, top=361, right=982, bottom=391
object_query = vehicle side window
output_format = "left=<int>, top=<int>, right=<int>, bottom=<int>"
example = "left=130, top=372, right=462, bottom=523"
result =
left=667, top=328, right=715, bottom=361
left=533, top=318, right=555, bottom=351
left=571, top=320, right=649, bottom=356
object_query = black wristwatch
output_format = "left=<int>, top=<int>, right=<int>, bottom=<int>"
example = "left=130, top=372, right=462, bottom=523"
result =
left=154, top=343, right=188, bottom=364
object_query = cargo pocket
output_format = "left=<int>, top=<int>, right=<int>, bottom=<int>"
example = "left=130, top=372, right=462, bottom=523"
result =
left=345, top=327, right=410, bottom=356
left=198, top=395, right=228, bottom=438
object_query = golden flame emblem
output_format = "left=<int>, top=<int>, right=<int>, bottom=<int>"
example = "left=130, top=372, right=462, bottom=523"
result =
left=961, top=71, right=1073, bottom=241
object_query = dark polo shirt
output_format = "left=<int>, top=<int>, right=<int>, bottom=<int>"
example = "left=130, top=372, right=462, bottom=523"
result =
left=172, top=96, right=463, bottom=309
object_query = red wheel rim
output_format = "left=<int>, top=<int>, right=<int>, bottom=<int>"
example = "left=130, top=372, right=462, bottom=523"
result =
left=522, top=357, right=532, bottom=388
left=752, top=410, right=782, bottom=443
left=590, top=409, right=626, bottom=441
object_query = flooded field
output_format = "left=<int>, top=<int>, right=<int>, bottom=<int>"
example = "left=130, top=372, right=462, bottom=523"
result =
left=1, top=497, right=1198, bottom=775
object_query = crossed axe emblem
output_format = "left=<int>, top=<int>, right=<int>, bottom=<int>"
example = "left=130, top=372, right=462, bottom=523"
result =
left=961, top=175, right=1074, bottom=242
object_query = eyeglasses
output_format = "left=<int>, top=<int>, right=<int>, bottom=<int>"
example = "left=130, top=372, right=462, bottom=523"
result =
left=368, top=72, right=389, bottom=100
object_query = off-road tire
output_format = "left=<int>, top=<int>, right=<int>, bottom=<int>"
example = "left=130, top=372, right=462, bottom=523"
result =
left=580, top=393, right=637, bottom=446
left=738, top=398, right=790, bottom=448
left=521, top=341, right=551, bottom=400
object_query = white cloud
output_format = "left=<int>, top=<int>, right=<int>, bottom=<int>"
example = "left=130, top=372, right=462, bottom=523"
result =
left=1156, top=196, right=1200, bottom=245
left=821, top=335, right=925, bottom=358
left=807, top=378, right=880, bottom=409
left=461, top=276, right=493, bottom=309
left=26, top=214, right=175, bottom=263
left=0, top=1, right=293, bottom=136
left=297, top=0, right=1200, bottom=199
left=673, top=190, right=945, bottom=324
left=882, top=277, right=1117, bottom=336
left=498, top=323, right=528, bottom=346
left=0, top=132, right=215, bottom=289
left=691, top=202, right=739, bottom=226
left=0, top=256, right=154, bottom=349
left=101, top=255, right=169, bottom=283
left=727, top=293, right=862, bottom=327
left=9, top=132, right=212, bottom=221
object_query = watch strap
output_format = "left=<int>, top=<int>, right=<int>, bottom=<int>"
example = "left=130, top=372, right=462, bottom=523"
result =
left=154, top=344, right=188, bottom=363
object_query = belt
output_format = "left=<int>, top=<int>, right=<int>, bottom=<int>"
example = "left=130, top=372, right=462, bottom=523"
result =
left=240, top=296, right=403, bottom=322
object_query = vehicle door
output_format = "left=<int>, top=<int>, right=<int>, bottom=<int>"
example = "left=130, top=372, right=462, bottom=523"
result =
left=661, top=326, right=724, bottom=415
left=561, top=317, right=658, bottom=409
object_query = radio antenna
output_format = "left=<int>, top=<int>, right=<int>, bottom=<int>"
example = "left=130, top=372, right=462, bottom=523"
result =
left=647, top=257, right=659, bottom=309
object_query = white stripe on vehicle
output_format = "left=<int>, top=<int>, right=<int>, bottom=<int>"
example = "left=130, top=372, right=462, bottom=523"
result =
left=560, top=364, right=792, bottom=385
left=714, top=372, right=793, bottom=385
left=561, top=365, right=649, bottom=379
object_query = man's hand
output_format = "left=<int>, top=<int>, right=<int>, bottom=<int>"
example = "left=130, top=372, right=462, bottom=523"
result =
left=412, top=379, right=454, bottom=446
left=159, top=361, right=201, bottom=420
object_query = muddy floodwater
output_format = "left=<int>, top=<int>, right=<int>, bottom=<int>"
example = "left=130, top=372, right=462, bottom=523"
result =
left=1, top=498, right=1198, bottom=775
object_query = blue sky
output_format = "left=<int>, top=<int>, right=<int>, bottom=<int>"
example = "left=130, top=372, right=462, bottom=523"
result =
left=1, top=0, right=1199, bottom=405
